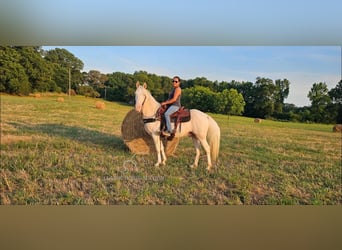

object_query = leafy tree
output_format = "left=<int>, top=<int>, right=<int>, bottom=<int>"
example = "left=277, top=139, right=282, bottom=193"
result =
left=161, top=76, right=173, bottom=99
left=44, top=48, right=83, bottom=71
left=80, top=70, right=108, bottom=98
left=216, top=89, right=245, bottom=115
left=15, top=46, right=56, bottom=92
left=329, top=80, right=342, bottom=104
left=0, top=46, right=31, bottom=95
left=328, top=80, right=342, bottom=123
left=251, top=77, right=277, bottom=118
left=76, top=85, right=100, bottom=98
left=192, top=77, right=215, bottom=90
left=182, top=86, right=216, bottom=112
left=44, top=48, right=84, bottom=92
left=274, top=79, right=290, bottom=113
left=105, top=72, right=135, bottom=102
left=83, top=70, right=105, bottom=88
left=144, top=72, right=164, bottom=101
left=307, top=82, right=332, bottom=122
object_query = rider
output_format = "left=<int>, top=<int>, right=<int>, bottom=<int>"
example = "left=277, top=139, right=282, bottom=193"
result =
left=161, top=76, right=182, bottom=140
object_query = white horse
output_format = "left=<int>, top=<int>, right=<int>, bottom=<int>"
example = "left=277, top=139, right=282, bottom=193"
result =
left=135, top=82, right=220, bottom=170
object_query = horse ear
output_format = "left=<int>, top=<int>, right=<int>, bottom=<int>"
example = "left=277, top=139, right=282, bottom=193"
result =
left=136, top=81, right=140, bottom=88
left=143, top=82, right=147, bottom=89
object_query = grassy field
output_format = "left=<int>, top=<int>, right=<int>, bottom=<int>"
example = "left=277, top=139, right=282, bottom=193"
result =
left=1, top=94, right=341, bottom=204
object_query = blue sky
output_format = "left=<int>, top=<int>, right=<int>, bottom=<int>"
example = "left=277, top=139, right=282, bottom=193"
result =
left=43, top=46, right=341, bottom=107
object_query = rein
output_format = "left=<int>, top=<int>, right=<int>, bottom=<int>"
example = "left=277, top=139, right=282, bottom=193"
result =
left=143, top=107, right=164, bottom=124
left=143, top=117, right=158, bottom=124
left=140, top=93, right=162, bottom=124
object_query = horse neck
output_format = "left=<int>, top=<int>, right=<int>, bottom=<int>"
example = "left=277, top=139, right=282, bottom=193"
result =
left=142, top=92, right=160, bottom=118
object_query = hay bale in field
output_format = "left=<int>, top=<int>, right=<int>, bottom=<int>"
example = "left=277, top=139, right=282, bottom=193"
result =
left=29, top=93, right=41, bottom=98
left=57, top=97, right=64, bottom=102
left=254, top=118, right=262, bottom=123
left=121, top=109, right=179, bottom=156
left=332, top=124, right=342, bottom=132
left=95, top=101, right=105, bottom=109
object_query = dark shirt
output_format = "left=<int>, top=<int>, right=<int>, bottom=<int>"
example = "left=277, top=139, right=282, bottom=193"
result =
left=168, top=87, right=181, bottom=107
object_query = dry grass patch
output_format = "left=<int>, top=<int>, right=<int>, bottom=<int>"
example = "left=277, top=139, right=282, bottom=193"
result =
left=1, top=134, right=32, bottom=145
left=29, top=93, right=41, bottom=98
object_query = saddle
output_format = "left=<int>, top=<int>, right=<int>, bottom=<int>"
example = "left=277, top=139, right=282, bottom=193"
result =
left=159, top=106, right=191, bottom=133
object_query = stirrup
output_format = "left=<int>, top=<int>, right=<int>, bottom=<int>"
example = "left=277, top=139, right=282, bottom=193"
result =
left=167, top=132, right=175, bottom=141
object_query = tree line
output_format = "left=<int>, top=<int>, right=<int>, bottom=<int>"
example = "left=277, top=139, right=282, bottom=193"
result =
left=1, top=46, right=341, bottom=123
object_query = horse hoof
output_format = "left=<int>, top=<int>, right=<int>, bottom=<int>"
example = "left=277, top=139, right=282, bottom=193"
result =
left=154, top=163, right=160, bottom=167
left=206, top=166, right=212, bottom=171
left=190, top=164, right=198, bottom=169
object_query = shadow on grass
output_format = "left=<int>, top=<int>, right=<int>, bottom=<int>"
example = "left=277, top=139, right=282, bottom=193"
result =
left=10, top=122, right=127, bottom=151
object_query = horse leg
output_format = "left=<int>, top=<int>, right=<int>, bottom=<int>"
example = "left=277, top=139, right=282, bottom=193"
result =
left=199, top=138, right=212, bottom=170
left=190, top=137, right=201, bottom=168
left=160, top=138, right=167, bottom=165
left=151, top=134, right=165, bottom=167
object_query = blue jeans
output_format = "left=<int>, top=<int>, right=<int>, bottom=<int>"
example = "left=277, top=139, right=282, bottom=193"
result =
left=164, top=105, right=179, bottom=133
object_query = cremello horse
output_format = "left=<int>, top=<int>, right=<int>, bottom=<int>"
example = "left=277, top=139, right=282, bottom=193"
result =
left=135, top=82, right=220, bottom=170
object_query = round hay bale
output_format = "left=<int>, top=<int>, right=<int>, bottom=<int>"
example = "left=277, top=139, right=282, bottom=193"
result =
left=57, top=97, right=64, bottom=102
left=95, top=101, right=105, bottom=109
left=332, top=124, right=342, bottom=132
left=254, top=118, right=262, bottom=123
left=121, top=109, right=179, bottom=156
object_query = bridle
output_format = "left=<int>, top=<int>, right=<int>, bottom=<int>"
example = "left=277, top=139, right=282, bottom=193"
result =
left=137, top=91, right=161, bottom=124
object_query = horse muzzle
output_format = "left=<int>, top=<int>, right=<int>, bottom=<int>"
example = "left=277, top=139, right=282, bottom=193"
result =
left=135, top=104, right=142, bottom=113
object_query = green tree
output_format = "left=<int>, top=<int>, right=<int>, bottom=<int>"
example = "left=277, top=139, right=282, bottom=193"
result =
left=105, top=72, right=135, bottom=102
left=329, top=80, right=342, bottom=104
left=252, top=77, right=277, bottom=118
left=182, top=86, right=216, bottom=112
left=0, top=46, right=31, bottom=95
left=192, top=77, right=215, bottom=90
left=216, top=89, right=245, bottom=115
left=328, top=80, right=342, bottom=123
left=307, top=82, right=332, bottom=123
left=76, top=85, right=100, bottom=98
left=44, top=48, right=84, bottom=92
left=237, top=81, right=255, bottom=117
left=274, top=79, right=290, bottom=113
left=84, top=70, right=108, bottom=89
left=15, top=46, right=56, bottom=92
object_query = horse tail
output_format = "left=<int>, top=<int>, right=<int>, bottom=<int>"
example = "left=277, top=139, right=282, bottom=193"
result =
left=207, top=116, right=220, bottom=162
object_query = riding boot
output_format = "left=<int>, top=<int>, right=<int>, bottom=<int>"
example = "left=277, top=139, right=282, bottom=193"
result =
left=167, top=131, right=175, bottom=141
left=161, top=130, right=171, bottom=137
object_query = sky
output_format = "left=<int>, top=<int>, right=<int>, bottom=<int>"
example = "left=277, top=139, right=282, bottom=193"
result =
left=2, top=0, right=341, bottom=106
left=43, top=46, right=341, bottom=107
left=1, top=0, right=341, bottom=45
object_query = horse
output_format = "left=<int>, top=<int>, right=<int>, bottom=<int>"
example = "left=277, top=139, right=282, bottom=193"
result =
left=134, top=82, right=220, bottom=170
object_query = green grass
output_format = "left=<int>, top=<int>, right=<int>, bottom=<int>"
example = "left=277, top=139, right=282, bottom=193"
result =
left=1, top=94, right=341, bottom=204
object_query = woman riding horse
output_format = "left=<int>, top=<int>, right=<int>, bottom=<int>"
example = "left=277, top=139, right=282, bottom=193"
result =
left=161, top=76, right=182, bottom=140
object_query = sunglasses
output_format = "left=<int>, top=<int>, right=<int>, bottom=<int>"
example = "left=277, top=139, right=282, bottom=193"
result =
left=172, top=80, right=179, bottom=83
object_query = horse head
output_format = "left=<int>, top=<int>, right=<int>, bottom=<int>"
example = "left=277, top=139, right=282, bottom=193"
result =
left=135, top=81, right=148, bottom=113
